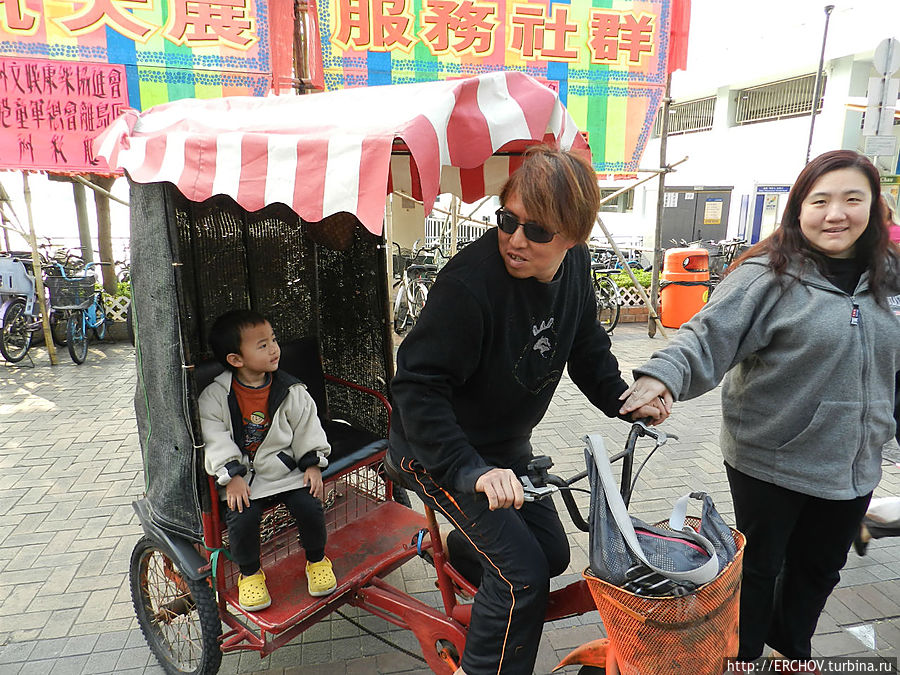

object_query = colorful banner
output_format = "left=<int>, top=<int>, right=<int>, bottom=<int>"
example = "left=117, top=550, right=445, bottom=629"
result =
left=311, top=0, right=677, bottom=173
left=0, top=0, right=286, bottom=111
left=0, top=57, right=128, bottom=171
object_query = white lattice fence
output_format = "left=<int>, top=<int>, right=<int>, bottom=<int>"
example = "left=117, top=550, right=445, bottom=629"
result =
left=104, top=295, right=130, bottom=322
left=619, top=287, right=650, bottom=307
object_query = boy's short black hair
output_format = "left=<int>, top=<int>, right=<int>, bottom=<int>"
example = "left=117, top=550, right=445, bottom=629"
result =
left=209, top=309, right=269, bottom=371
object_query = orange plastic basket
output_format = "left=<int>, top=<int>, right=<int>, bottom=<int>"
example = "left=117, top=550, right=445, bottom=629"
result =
left=584, top=519, right=745, bottom=675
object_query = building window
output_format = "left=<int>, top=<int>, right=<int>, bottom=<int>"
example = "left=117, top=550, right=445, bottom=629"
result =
left=734, top=73, right=825, bottom=125
left=599, top=188, right=634, bottom=213
left=652, top=96, right=716, bottom=137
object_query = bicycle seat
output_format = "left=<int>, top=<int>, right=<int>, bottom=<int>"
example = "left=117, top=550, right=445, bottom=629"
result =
left=590, top=263, right=618, bottom=273
left=382, top=450, right=420, bottom=492
left=406, top=263, right=438, bottom=273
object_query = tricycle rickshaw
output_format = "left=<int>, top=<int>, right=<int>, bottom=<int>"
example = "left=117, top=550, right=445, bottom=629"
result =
left=98, top=71, right=742, bottom=675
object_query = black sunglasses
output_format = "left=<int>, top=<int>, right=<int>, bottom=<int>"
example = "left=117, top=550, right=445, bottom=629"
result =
left=495, top=208, right=556, bottom=244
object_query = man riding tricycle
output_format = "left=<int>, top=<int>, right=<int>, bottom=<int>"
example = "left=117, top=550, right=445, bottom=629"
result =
left=98, top=71, right=742, bottom=675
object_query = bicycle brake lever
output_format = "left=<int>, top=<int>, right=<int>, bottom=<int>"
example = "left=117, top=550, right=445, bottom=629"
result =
left=520, top=476, right=557, bottom=501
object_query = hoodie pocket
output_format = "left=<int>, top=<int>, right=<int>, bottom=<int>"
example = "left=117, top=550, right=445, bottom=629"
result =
left=775, top=401, right=862, bottom=476
left=276, top=451, right=298, bottom=472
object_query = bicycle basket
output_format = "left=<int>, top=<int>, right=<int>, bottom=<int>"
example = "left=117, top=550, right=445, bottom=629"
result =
left=584, top=523, right=745, bottom=674
left=45, top=275, right=96, bottom=310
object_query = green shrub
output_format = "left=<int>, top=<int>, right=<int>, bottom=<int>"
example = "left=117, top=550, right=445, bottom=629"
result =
left=611, top=268, right=652, bottom=289
left=116, top=280, right=132, bottom=298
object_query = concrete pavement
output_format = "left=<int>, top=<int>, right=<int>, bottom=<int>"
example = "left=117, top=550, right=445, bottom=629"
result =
left=0, top=324, right=897, bottom=674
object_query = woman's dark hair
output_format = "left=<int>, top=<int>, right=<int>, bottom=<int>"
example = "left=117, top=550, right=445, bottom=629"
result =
left=209, top=309, right=269, bottom=371
left=732, top=149, right=898, bottom=303
left=500, top=145, right=601, bottom=242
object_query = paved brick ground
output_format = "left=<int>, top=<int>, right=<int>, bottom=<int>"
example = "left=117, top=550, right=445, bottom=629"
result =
left=0, top=324, right=897, bottom=674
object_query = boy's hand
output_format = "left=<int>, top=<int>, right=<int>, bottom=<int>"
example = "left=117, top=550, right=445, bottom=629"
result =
left=226, top=475, right=251, bottom=513
left=305, top=466, right=324, bottom=501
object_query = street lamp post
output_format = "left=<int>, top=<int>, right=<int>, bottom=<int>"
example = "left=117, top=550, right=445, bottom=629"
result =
left=806, top=4, right=835, bottom=164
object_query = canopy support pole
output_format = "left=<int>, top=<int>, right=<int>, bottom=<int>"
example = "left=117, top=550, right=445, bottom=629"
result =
left=23, top=173, right=58, bottom=365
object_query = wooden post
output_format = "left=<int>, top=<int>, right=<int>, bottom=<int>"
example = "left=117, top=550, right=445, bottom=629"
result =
left=23, top=173, right=58, bottom=365
left=72, top=181, right=94, bottom=263
left=90, top=175, right=118, bottom=296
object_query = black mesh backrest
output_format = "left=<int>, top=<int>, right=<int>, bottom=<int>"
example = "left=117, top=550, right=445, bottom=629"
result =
left=192, top=336, right=328, bottom=425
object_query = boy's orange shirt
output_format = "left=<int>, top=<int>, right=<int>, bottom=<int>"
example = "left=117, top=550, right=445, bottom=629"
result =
left=232, top=376, right=271, bottom=458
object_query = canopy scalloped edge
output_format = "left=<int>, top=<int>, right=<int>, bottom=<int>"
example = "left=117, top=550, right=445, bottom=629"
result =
left=95, top=71, right=589, bottom=235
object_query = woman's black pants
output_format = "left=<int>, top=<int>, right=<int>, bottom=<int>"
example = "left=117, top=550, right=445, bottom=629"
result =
left=726, top=464, right=871, bottom=660
left=224, top=486, right=327, bottom=576
left=396, top=456, right=570, bottom=675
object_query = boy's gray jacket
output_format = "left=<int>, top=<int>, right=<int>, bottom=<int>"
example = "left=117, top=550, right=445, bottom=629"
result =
left=635, top=257, right=900, bottom=499
left=199, top=370, right=330, bottom=500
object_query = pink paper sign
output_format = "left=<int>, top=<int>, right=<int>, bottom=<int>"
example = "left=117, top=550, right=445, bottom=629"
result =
left=0, top=57, right=128, bottom=173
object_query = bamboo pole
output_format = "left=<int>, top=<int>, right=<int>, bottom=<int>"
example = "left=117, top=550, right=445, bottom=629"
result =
left=22, top=173, right=58, bottom=365
left=593, top=214, right=668, bottom=339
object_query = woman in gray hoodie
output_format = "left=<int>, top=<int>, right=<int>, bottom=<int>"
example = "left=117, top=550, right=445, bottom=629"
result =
left=620, top=150, right=900, bottom=663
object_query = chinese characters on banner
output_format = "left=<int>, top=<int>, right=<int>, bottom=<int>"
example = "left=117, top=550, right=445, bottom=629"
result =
left=0, top=0, right=258, bottom=49
left=330, top=0, right=655, bottom=67
left=314, top=0, right=675, bottom=173
left=0, top=57, right=128, bottom=171
left=0, top=0, right=291, bottom=111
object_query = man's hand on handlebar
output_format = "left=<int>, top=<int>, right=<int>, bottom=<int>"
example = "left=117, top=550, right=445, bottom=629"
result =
left=619, top=376, right=673, bottom=426
left=475, top=468, right=525, bottom=510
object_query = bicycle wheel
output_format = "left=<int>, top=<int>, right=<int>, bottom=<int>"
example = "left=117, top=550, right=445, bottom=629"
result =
left=410, top=281, right=429, bottom=324
left=595, top=277, right=621, bottom=333
left=50, top=311, right=67, bottom=346
left=393, top=286, right=410, bottom=334
left=0, top=300, right=33, bottom=363
left=92, top=295, right=107, bottom=341
left=66, top=310, right=88, bottom=364
left=130, top=536, right=222, bottom=675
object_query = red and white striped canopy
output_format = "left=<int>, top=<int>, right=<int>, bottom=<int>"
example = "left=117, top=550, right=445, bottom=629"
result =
left=95, top=71, right=589, bottom=235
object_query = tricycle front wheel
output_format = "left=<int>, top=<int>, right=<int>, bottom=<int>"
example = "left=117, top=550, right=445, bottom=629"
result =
left=130, top=536, right=222, bottom=675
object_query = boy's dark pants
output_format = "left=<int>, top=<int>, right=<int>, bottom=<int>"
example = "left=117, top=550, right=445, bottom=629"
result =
left=726, top=465, right=870, bottom=660
left=225, top=487, right=326, bottom=576
left=397, top=458, right=570, bottom=675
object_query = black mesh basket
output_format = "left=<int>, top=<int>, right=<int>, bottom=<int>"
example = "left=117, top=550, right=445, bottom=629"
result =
left=45, top=275, right=95, bottom=310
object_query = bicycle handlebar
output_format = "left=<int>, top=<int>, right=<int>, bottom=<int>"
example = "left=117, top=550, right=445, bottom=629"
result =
left=519, top=420, right=679, bottom=529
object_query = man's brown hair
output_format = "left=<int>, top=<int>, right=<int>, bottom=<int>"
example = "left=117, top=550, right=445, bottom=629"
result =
left=500, top=146, right=601, bottom=243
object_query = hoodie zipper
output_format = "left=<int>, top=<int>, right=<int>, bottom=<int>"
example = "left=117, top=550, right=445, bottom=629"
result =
left=851, top=293, right=869, bottom=492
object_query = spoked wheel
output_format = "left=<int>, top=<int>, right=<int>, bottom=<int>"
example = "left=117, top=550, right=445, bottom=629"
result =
left=0, top=300, right=33, bottom=363
left=50, top=312, right=67, bottom=346
left=410, top=282, right=429, bottom=324
left=130, top=536, right=222, bottom=675
left=66, top=311, right=88, bottom=364
left=595, top=278, right=621, bottom=333
left=92, top=296, right=107, bottom=341
left=393, top=288, right=410, bottom=334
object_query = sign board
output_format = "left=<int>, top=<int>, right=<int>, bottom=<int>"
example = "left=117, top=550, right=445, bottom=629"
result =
left=664, top=192, right=678, bottom=208
left=311, top=0, right=681, bottom=173
left=874, top=37, right=900, bottom=76
left=864, top=134, right=898, bottom=157
left=0, top=57, right=128, bottom=171
left=703, top=197, right=723, bottom=225
left=863, top=76, right=899, bottom=136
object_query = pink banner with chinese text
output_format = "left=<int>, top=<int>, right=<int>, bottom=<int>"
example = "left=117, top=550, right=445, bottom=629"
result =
left=0, top=57, right=128, bottom=172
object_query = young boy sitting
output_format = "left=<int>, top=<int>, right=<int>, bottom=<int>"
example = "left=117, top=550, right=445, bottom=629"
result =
left=199, top=309, right=337, bottom=611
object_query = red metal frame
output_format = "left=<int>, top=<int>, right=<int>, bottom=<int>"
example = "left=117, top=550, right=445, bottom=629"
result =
left=193, top=374, right=600, bottom=668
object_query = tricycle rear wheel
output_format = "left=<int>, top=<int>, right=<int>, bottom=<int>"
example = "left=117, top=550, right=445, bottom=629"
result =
left=130, top=536, right=222, bottom=675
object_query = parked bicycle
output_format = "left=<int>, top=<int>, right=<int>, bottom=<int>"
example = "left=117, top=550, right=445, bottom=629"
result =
left=0, top=254, right=72, bottom=362
left=591, top=263, right=623, bottom=333
left=43, top=261, right=109, bottom=364
left=392, top=242, right=440, bottom=334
